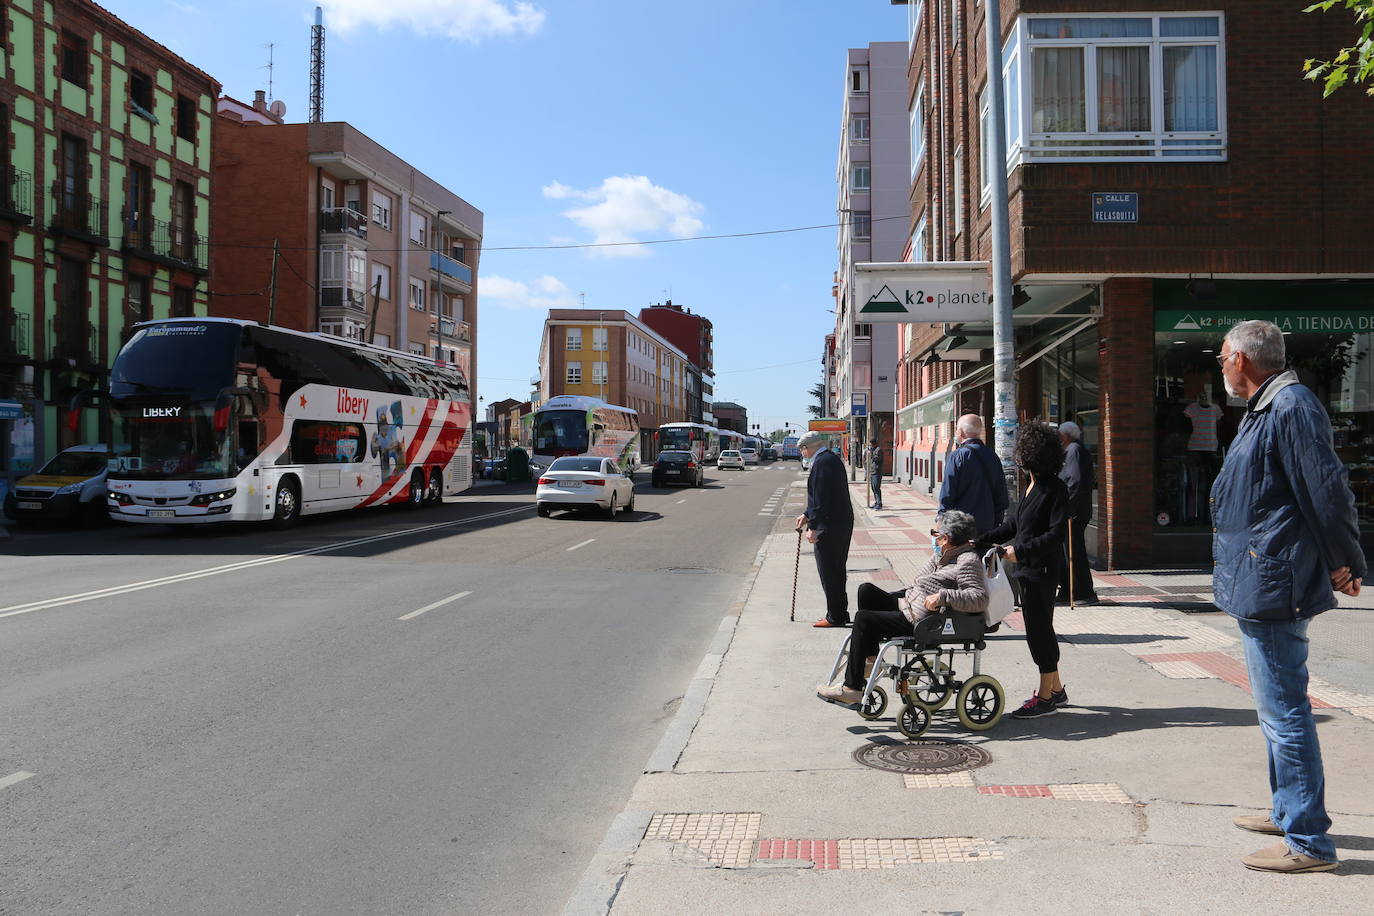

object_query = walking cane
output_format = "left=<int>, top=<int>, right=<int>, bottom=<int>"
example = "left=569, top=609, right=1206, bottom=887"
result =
left=1068, top=516, right=1075, bottom=609
left=790, top=526, right=803, bottom=622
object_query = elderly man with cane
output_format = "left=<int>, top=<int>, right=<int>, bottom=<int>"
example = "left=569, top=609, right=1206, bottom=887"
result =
left=794, top=431, right=854, bottom=628
left=1057, top=421, right=1099, bottom=606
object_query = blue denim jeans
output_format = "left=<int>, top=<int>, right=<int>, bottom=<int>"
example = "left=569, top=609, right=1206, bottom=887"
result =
left=1236, top=617, right=1337, bottom=862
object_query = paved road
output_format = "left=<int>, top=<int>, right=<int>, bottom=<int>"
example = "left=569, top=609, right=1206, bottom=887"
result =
left=0, top=463, right=804, bottom=914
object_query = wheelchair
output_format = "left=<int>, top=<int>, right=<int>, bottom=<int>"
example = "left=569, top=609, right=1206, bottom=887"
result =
left=825, top=607, right=1006, bottom=739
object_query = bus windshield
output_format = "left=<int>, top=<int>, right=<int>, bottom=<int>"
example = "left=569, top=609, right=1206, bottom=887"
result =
left=532, top=410, right=589, bottom=455
left=659, top=427, right=693, bottom=450
left=110, top=322, right=241, bottom=401
left=110, top=406, right=233, bottom=479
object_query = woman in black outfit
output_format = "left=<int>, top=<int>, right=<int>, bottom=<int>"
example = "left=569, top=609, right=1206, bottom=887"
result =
left=979, top=422, right=1070, bottom=719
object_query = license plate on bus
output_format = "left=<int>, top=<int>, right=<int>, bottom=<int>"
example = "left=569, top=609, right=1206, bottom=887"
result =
left=18, top=501, right=42, bottom=510
left=558, top=481, right=581, bottom=488
left=147, top=509, right=175, bottom=518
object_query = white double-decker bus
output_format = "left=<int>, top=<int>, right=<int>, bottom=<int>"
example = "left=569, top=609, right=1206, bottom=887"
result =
left=526, top=395, right=640, bottom=472
left=657, top=421, right=718, bottom=464
left=105, top=318, right=472, bottom=527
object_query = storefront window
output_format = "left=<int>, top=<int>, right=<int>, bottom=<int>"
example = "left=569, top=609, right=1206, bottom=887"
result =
left=1155, top=306, right=1374, bottom=530
left=1038, top=324, right=1101, bottom=517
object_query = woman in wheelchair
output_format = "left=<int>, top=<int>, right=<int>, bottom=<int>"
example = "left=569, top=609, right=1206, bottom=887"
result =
left=817, top=510, right=989, bottom=707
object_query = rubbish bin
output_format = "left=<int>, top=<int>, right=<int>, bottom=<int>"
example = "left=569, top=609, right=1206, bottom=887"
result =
left=505, top=446, right=531, bottom=483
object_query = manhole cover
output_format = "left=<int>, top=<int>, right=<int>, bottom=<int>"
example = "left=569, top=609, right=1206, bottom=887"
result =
left=853, top=740, right=992, bottom=775
left=661, top=566, right=712, bottom=575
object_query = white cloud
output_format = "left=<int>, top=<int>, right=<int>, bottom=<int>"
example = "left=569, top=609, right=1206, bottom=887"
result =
left=482, top=274, right=580, bottom=310
left=319, top=0, right=544, bottom=42
left=543, top=175, right=705, bottom=258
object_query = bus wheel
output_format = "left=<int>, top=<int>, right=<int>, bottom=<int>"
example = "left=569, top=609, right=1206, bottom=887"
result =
left=272, top=479, right=300, bottom=529
left=407, top=470, right=426, bottom=508
left=427, top=468, right=443, bottom=504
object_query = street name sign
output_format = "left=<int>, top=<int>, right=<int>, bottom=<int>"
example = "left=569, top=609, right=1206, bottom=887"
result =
left=852, top=261, right=991, bottom=323
left=1092, top=192, right=1138, bottom=223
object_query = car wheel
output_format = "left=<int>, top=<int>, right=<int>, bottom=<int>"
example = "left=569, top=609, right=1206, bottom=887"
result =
left=624, top=490, right=635, bottom=515
left=652, top=476, right=661, bottom=488
left=271, top=478, right=301, bottom=530
left=605, top=493, right=618, bottom=519
left=537, top=504, right=551, bottom=518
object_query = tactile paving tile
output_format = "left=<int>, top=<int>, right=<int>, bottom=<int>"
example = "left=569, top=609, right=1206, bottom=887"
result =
left=645, top=813, right=761, bottom=869
left=1140, top=658, right=1214, bottom=679
left=1306, top=677, right=1374, bottom=709
left=903, top=772, right=977, bottom=789
left=1045, top=783, right=1133, bottom=803
left=837, top=836, right=1003, bottom=867
left=979, top=784, right=1054, bottom=798
left=1345, top=707, right=1374, bottom=723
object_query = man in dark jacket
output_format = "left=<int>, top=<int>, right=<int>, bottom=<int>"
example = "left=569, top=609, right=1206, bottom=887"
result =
left=795, top=431, right=854, bottom=627
left=864, top=438, right=883, bottom=510
left=1213, top=320, right=1365, bottom=875
left=1056, top=421, right=1099, bottom=605
left=938, top=414, right=1009, bottom=533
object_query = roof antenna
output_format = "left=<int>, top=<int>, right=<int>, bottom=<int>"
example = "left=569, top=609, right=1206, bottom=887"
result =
left=309, top=6, right=324, bottom=122
left=262, top=43, right=276, bottom=103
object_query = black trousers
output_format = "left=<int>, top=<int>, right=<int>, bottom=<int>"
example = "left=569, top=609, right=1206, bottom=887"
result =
left=844, top=584, right=913, bottom=688
left=1019, top=575, right=1061, bottom=674
left=813, top=524, right=853, bottom=624
left=1058, top=515, right=1097, bottom=600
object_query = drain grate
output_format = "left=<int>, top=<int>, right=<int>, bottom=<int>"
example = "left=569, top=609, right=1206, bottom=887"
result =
left=853, top=740, right=992, bottom=775
left=661, top=566, right=713, bottom=575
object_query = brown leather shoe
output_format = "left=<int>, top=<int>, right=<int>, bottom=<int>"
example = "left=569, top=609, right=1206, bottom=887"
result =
left=1234, top=814, right=1284, bottom=836
left=1241, top=842, right=1338, bottom=873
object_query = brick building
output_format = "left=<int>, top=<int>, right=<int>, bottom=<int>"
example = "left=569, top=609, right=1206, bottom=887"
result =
left=887, top=1, right=1374, bottom=569
left=637, top=300, right=715, bottom=425
left=712, top=402, right=747, bottom=436
left=1, top=0, right=217, bottom=492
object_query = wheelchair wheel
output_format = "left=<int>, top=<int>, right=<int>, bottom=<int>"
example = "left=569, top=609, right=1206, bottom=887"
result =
left=897, top=702, right=931, bottom=739
left=903, top=658, right=952, bottom=710
left=955, top=675, right=1005, bottom=731
left=858, top=685, right=888, bottom=721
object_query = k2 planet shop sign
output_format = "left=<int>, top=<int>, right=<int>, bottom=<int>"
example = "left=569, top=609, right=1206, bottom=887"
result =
left=1158, top=310, right=1374, bottom=335
left=852, top=262, right=991, bottom=323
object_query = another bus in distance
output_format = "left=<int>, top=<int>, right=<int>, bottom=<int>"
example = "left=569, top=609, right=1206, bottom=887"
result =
left=657, top=421, right=718, bottom=464
left=525, top=395, right=640, bottom=472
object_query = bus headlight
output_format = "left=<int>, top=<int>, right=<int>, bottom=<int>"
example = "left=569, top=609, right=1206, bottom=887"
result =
left=190, top=488, right=237, bottom=507
left=108, top=492, right=133, bottom=505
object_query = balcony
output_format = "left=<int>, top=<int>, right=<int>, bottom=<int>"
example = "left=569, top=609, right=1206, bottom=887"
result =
left=319, top=206, right=368, bottom=239
left=1, top=166, right=34, bottom=225
left=1, top=310, right=33, bottom=363
left=48, top=317, right=101, bottom=368
left=430, top=317, right=472, bottom=344
left=319, top=287, right=368, bottom=312
left=430, top=250, right=472, bottom=286
left=122, top=216, right=209, bottom=275
left=48, top=185, right=109, bottom=246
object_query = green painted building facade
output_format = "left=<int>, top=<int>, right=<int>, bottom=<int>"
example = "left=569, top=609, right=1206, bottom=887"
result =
left=1, top=0, right=218, bottom=493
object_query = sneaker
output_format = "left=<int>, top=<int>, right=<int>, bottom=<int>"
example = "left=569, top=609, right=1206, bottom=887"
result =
left=1241, top=842, right=1337, bottom=873
left=816, top=683, right=862, bottom=709
left=1234, top=814, right=1284, bottom=836
left=1011, top=694, right=1057, bottom=719
left=1050, top=687, right=1069, bottom=707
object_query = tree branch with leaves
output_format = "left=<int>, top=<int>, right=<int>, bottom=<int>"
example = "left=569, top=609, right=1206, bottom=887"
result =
left=806, top=382, right=825, bottom=418
left=1303, top=0, right=1374, bottom=96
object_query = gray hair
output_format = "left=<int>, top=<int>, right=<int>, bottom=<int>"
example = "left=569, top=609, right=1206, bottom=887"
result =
left=1225, top=320, right=1286, bottom=373
left=798, top=431, right=825, bottom=450
left=956, top=414, right=984, bottom=439
left=1059, top=421, right=1082, bottom=441
left=937, top=509, right=978, bottom=546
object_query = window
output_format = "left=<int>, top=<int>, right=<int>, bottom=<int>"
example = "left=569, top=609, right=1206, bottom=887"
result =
left=175, top=95, right=196, bottom=142
left=347, top=251, right=365, bottom=291
left=852, top=211, right=871, bottom=239
left=290, top=421, right=366, bottom=464
left=172, top=180, right=193, bottom=257
left=60, top=31, right=87, bottom=88
left=592, top=362, right=608, bottom=385
left=369, top=262, right=391, bottom=300
left=172, top=287, right=193, bottom=318
left=453, top=295, right=465, bottom=321
left=566, top=328, right=582, bottom=350
left=409, top=210, right=427, bottom=246
left=451, top=240, right=466, bottom=263
left=911, top=81, right=926, bottom=175
left=850, top=66, right=868, bottom=93
left=129, top=70, right=154, bottom=118
left=344, top=188, right=362, bottom=213
left=850, top=162, right=870, bottom=191
left=408, top=279, right=425, bottom=311
left=910, top=215, right=928, bottom=263
left=408, top=343, right=426, bottom=356
left=60, top=134, right=86, bottom=212
left=593, top=327, right=608, bottom=351
left=850, top=115, right=870, bottom=143
left=854, top=324, right=873, bottom=339
left=125, top=162, right=150, bottom=234
left=126, top=274, right=150, bottom=324
left=371, top=191, right=393, bottom=230
left=567, top=361, right=582, bottom=384
left=952, top=146, right=964, bottom=237
left=908, top=0, right=925, bottom=46
left=1022, top=14, right=1225, bottom=160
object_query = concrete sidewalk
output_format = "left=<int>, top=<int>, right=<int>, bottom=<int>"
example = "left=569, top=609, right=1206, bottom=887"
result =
left=569, top=475, right=1374, bottom=915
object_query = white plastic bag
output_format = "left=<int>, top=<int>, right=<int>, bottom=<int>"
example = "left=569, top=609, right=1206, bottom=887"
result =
left=982, top=548, right=1015, bottom=625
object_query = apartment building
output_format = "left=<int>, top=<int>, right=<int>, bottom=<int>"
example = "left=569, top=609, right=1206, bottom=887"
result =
left=535, top=309, right=699, bottom=458
left=0, top=0, right=217, bottom=492
left=637, top=300, right=715, bottom=424
left=212, top=101, right=481, bottom=412
left=833, top=42, right=909, bottom=470
left=891, top=0, right=1373, bottom=568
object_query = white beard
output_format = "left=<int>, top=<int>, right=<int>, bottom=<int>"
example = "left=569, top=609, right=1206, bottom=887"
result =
left=1222, top=377, right=1241, bottom=400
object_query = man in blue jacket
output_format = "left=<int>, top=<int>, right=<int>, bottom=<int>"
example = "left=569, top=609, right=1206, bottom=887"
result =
left=1212, top=320, right=1365, bottom=874
left=938, top=414, right=1009, bottom=533
left=795, top=431, right=854, bottom=627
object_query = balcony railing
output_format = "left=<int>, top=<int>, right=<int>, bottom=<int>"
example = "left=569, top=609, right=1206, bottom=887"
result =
left=122, top=216, right=209, bottom=274
left=319, top=207, right=368, bottom=239
left=48, top=184, right=109, bottom=245
left=430, top=250, right=473, bottom=285
left=1, top=166, right=34, bottom=224
left=319, top=287, right=367, bottom=312
left=48, top=316, right=100, bottom=367
left=1, top=310, right=33, bottom=361
left=430, top=317, right=472, bottom=343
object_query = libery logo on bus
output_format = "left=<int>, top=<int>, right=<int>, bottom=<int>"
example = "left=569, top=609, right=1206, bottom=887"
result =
left=336, top=388, right=370, bottom=417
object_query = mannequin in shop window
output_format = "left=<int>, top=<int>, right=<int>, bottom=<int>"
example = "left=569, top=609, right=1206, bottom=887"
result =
left=1184, top=383, right=1223, bottom=524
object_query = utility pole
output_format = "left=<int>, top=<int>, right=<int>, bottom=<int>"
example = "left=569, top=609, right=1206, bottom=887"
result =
left=984, top=0, right=1018, bottom=495
left=268, top=238, right=280, bottom=326
left=367, top=273, right=382, bottom=344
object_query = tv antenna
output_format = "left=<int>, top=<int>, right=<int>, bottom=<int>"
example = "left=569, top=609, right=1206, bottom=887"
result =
left=262, top=42, right=276, bottom=102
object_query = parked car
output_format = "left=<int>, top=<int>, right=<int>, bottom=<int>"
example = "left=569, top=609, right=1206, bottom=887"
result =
left=740, top=447, right=760, bottom=465
left=536, top=456, right=636, bottom=518
left=718, top=449, right=745, bottom=470
left=651, top=450, right=704, bottom=488
left=4, top=444, right=111, bottom=525
left=483, top=458, right=508, bottom=480
left=762, top=447, right=778, bottom=461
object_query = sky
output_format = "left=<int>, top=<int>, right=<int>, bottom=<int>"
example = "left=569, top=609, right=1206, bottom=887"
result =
left=108, top=0, right=909, bottom=437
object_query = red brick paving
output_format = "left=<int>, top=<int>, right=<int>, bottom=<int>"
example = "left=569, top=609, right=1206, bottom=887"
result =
left=756, top=838, right=841, bottom=869
left=979, top=785, right=1054, bottom=797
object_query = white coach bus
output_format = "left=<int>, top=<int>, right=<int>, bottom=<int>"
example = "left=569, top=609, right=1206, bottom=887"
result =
left=105, top=318, right=472, bottom=527
left=526, top=395, right=640, bottom=472
left=657, top=421, right=718, bottom=464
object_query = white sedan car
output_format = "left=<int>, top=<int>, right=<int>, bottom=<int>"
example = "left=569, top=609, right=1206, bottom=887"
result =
left=536, top=456, right=636, bottom=518
left=718, top=449, right=745, bottom=470
left=740, top=447, right=759, bottom=465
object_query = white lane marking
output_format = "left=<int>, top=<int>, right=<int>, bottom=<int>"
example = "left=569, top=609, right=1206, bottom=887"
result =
left=676, top=499, right=687, bottom=505
left=0, top=771, right=35, bottom=790
left=398, top=590, right=472, bottom=621
left=567, top=538, right=596, bottom=552
left=0, top=505, right=532, bottom=622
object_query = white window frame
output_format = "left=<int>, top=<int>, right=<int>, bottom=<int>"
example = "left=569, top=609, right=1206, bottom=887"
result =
left=850, top=115, right=870, bottom=143
left=370, top=262, right=391, bottom=300
left=567, top=361, right=582, bottom=385
left=850, top=162, right=871, bottom=192
left=910, top=81, right=926, bottom=176
left=408, top=343, right=426, bottom=356
left=371, top=191, right=393, bottom=230
left=592, top=327, right=608, bottom=351
left=850, top=66, right=869, bottom=94
left=910, top=215, right=928, bottom=264
left=852, top=210, right=871, bottom=240
left=567, top=327, right=582, bottom=351
left=409, top=210, right=428, bottom=246
left=952, top=146, right=964, bottom=238
left=908, top=0, right=924, bottom=49
left=592, top=361, right=608, bottom=385
left=408, top=278, right=425, bottom=311
left=1015, top=13, right=1227, bottom=162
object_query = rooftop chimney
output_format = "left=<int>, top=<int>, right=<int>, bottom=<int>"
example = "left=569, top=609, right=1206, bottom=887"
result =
left=253, top=90, right=267, bottom=111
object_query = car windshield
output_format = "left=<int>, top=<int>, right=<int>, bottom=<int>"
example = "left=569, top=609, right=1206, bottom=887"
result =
left=38, top=449, right=108, bottom=477
left=721, top=451, right=740, bottom=457
left=548, top=457, right=604, bottom=473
